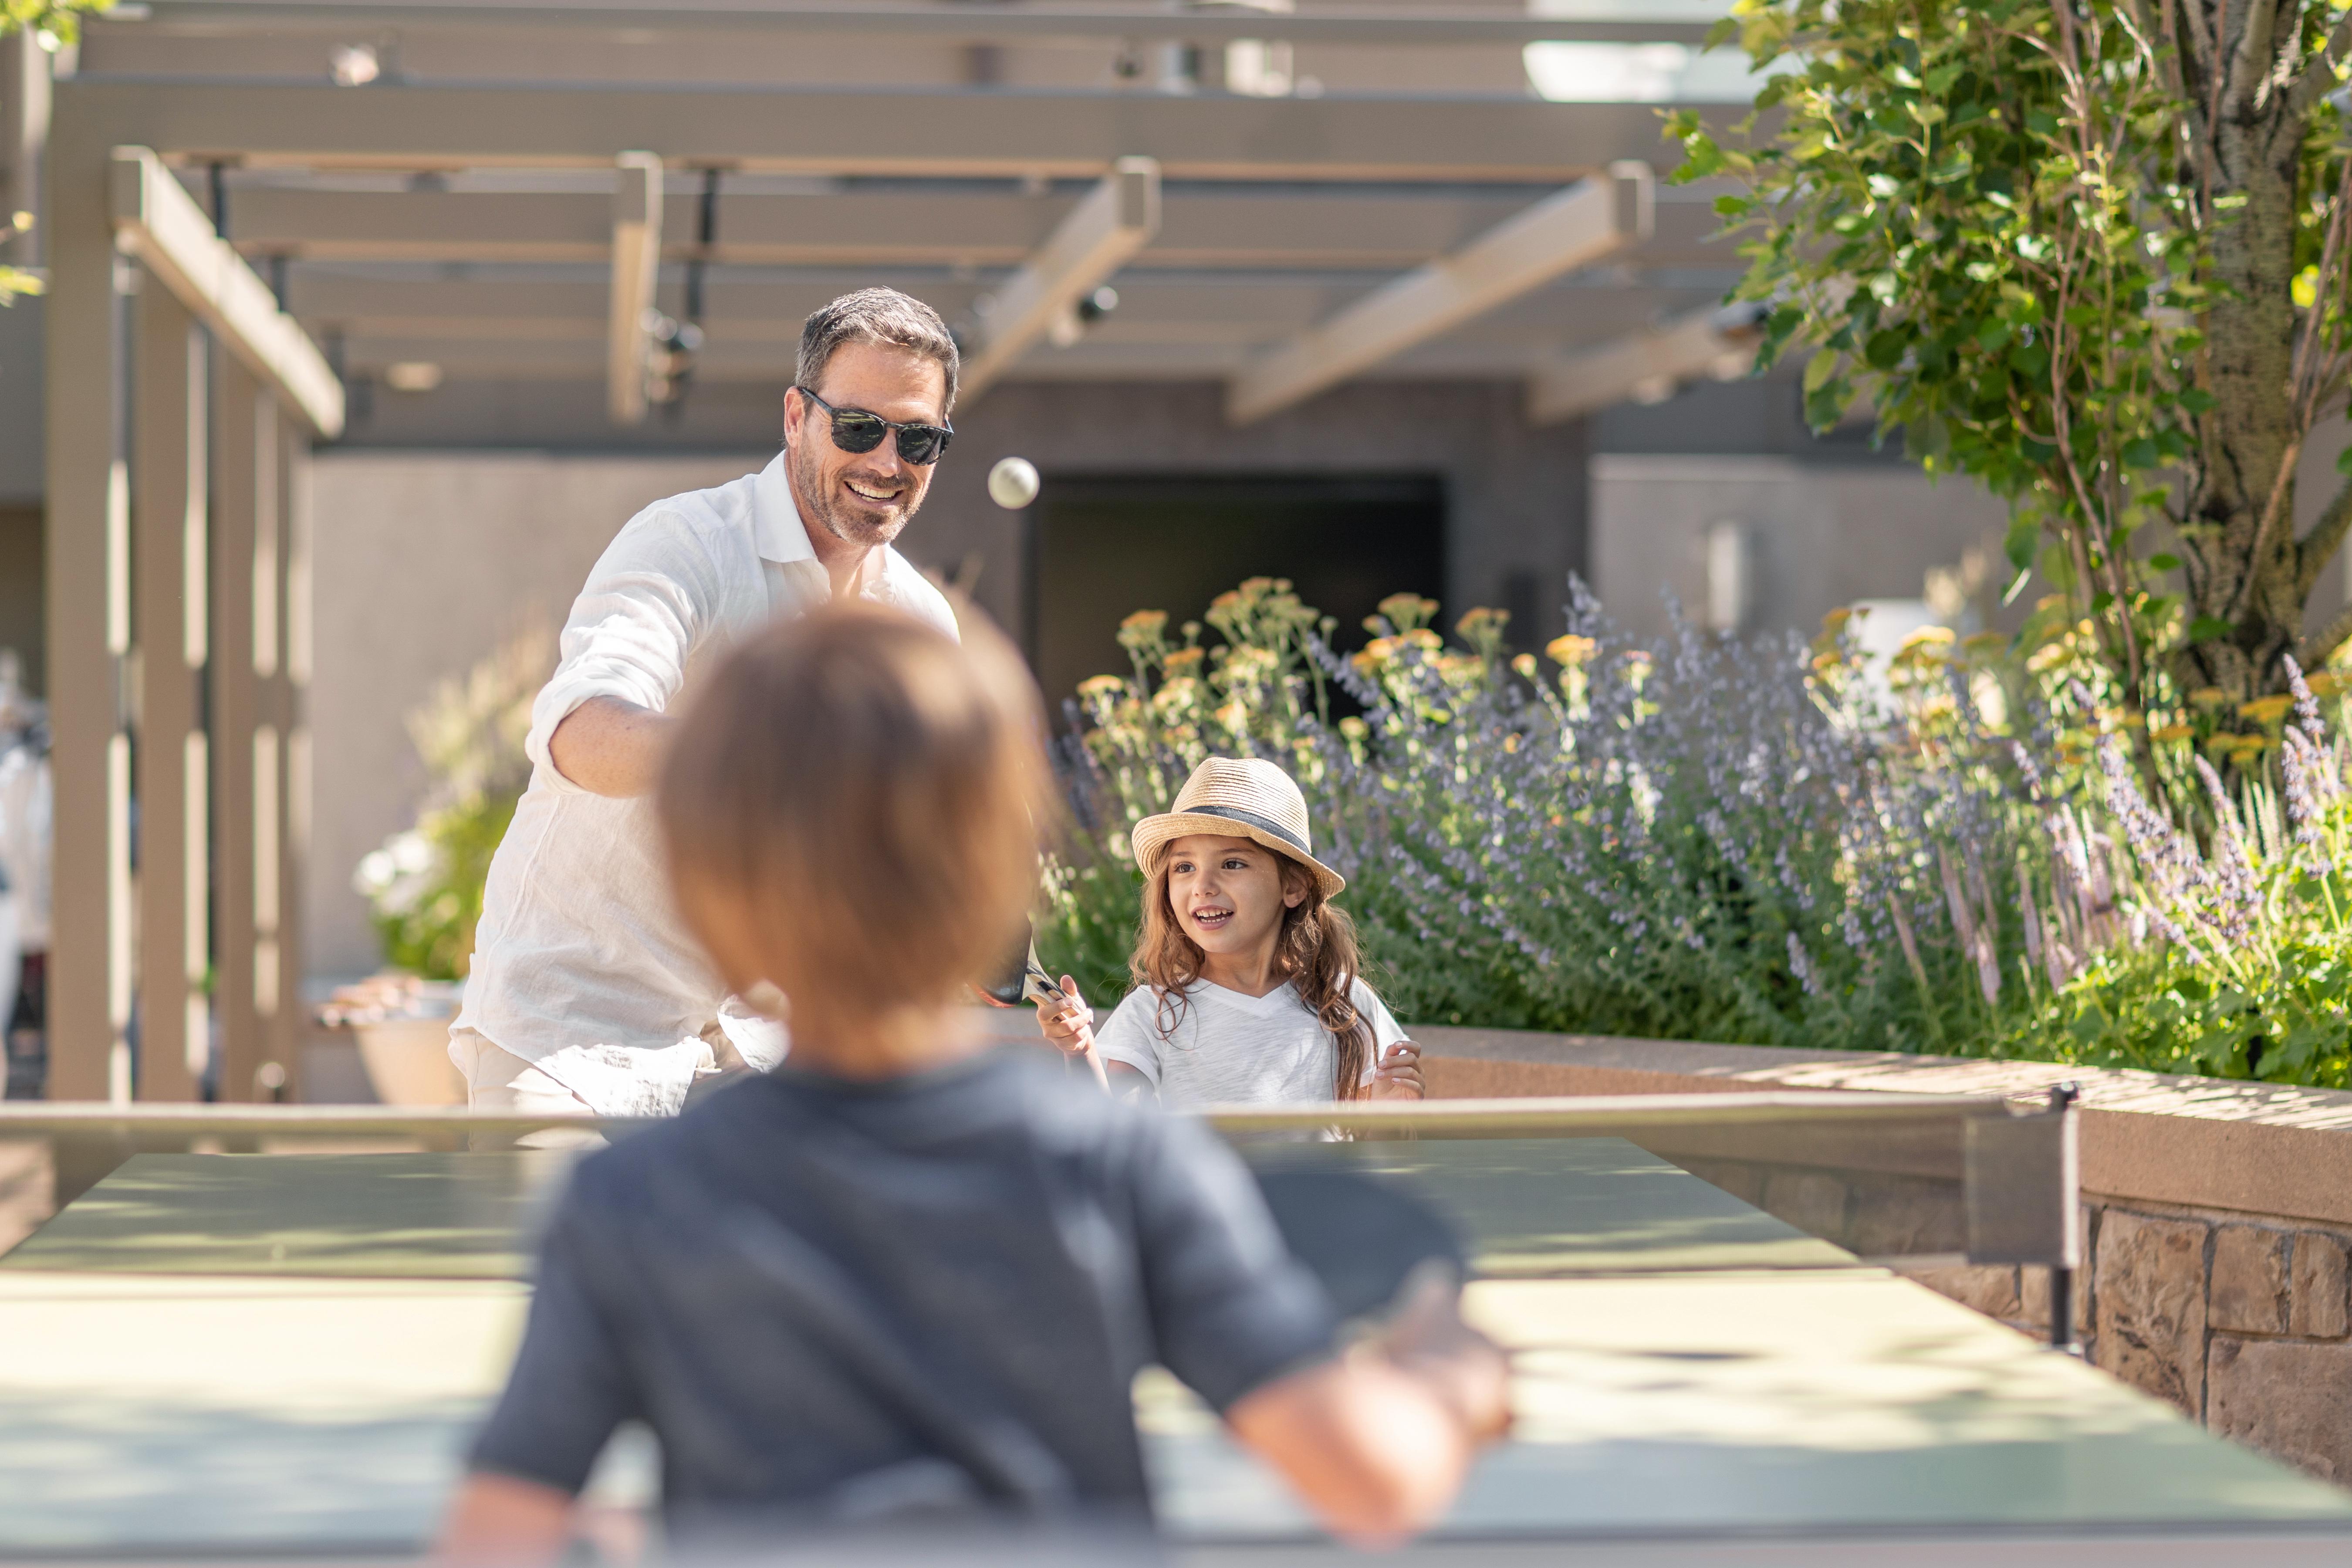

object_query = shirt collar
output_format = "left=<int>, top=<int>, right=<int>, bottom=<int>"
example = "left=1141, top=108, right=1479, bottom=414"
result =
left=753, top=451, right=818, bottom=566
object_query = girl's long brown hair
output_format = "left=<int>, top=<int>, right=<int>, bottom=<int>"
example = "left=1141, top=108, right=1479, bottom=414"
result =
left=1134, top=848, right=1374, bottom=1100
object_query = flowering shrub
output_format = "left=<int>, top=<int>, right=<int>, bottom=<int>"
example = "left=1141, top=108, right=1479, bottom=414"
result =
left=2008, top=663, right=2352, bottom=1084
left=1041, top=577, right=2352, bottom=1089
left=355, top=627, right=551, bottom=980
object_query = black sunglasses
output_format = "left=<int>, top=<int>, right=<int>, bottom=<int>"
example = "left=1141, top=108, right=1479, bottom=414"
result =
left=793, top=385, right=954, bottom=466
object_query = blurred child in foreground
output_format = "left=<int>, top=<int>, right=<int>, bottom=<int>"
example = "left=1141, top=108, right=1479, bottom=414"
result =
left=436, top=605, right=1508, bottom=1560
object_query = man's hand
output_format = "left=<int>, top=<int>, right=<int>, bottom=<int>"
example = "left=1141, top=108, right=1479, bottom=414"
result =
left=546, top=696, right=676, bottom=798
left=1371, top=1040, right=1425, bottom=1100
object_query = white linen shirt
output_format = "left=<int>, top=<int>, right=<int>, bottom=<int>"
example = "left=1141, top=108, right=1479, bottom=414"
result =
left=452, top=452, right=958, bottom=1105
left=1095, top=977, right=1405, bottom=1109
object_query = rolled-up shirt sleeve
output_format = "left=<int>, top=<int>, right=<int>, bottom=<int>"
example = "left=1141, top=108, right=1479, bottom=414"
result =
left=526, top=510, right=724, bottom=793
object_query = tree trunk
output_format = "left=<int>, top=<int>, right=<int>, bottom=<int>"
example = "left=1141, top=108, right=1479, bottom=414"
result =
left=2170, top=8, right=2307, bottom=713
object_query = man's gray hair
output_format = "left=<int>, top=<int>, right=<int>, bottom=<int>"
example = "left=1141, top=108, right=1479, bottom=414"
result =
left=796, top=287, right=961, bottom=413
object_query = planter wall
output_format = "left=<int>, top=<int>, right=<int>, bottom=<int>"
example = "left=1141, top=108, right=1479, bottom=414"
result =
left=1417, top=1026, right=2352, bottom=1484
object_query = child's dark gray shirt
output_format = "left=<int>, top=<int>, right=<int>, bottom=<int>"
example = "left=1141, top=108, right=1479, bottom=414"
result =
left=468, top=1051, right=1338, bottom=1527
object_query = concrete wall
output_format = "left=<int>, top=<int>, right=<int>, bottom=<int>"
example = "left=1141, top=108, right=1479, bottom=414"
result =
left=1585, top=401, right=2352, bottom=649
left=1588, top=453, right=2011, bottom=642
left=308, top=452, right=766, bottom=980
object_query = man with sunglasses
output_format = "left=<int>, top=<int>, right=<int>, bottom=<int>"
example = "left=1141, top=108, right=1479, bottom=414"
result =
left=449, top=287, right=966, bottom=1122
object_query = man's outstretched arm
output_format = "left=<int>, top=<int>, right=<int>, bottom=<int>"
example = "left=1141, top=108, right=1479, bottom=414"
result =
left=546, top=696, right=677, bottom=798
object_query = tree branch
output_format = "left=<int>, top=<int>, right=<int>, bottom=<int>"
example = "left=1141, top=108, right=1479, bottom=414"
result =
left=2289, top=1, right=2352, bottom=114
left=2303, top=599, right=2352, bottom=668
left=2296, top=462, right=2352, bottom=598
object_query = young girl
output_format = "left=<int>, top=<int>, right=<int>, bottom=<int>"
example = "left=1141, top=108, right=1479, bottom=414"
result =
left=1039, top=756, right=1424, bottom=1106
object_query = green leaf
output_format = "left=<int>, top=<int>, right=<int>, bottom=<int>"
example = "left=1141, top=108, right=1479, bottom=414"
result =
left=1803, top=348, right=1842, bottom=393
left=2004, top=512, right=2040, bottom=574
left=2188, top=615, right=2234, bottom=644
left=2148, top=552, right=2181, bottom=571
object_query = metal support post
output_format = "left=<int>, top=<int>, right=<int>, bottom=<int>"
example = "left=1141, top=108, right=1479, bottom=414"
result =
left=2047, top=1080, right=2083, bottom=1352
left=133, top=283, right=209, bottom=1102
left=43, top=117, right=129, bottom=1101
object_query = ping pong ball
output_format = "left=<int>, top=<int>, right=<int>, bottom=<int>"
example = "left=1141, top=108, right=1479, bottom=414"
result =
left=988, top=456, right=1041, bottom=510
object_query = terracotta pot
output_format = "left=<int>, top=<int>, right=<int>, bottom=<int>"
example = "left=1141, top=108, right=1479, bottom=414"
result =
left=353, top=1016, right=467, bottom=1106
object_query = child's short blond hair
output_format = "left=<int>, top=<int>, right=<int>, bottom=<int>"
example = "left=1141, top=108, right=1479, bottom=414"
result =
left=657, top=602, right=1045, bottom=1019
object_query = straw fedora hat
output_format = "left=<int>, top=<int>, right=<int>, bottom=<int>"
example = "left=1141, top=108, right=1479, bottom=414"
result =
left=1131, top=757, right=1345, bottom=899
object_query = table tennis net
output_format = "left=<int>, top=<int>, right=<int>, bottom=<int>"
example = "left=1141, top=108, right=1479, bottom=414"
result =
left=1208, top=1090, right=2083, bottom=1276
left=0, top=1090, right=2079, bottom=1282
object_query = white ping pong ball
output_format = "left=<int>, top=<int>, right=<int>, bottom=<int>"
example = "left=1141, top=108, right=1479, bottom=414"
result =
left=988, top=456, right=1041, bottom=510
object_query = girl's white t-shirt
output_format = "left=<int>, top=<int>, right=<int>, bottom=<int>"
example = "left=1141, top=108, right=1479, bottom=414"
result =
left=1095, top=977, right=1407, bottom=1108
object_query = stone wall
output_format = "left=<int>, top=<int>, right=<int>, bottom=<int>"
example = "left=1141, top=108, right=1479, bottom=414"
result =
left=1413, top=1025, right=2352, bottom=1485
left=1915, top=1200, right=2352, bottom=1484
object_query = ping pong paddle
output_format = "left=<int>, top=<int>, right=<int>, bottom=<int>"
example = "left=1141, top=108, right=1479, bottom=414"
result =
left=977, top=923, right=1065, bottom=1010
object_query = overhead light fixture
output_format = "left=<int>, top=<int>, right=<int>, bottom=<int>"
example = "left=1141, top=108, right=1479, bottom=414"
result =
left=384, top=361, right=443, bottom=393
left=330, top=44, right=379, bottom=86
left=1050, top=286, right=1121, bottom=349
left=642, top=311, right=705, bottom=406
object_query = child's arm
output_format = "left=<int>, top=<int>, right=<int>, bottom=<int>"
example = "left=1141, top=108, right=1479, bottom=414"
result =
left=435, top=1473, right=575, bottom=1565
left=436, top=1195, right=634, bottom=1564
left=1224, top=1267, right=1508, bottom=1547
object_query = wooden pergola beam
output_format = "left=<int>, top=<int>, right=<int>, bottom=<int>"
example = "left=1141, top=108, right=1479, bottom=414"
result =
left=1526, top=304, right=1762, bottom=425
left=959, top=157, right=1160, bottom=401
left=1227, top=162, right=1653, bottom=424
left=125, top=2, right=1723, bottom=47
left=108, top=147, right=344, bottom=438
left=57, top=77, right=1729, bottom=183
left=605, top=151, right=662, bottom=424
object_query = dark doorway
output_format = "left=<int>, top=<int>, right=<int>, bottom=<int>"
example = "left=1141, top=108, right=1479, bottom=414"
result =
left=1026, top=474, right=1447, bottom=722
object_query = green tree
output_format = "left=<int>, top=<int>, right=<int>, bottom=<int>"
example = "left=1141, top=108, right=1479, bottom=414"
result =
left=1, top=2, right=112, bottom=304
left=1674, top=0, right=2352, bottom=727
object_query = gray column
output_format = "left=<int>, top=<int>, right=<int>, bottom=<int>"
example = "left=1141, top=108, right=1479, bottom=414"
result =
left=267, top=410, right=311, bottom=1094
left=133, top=281, right=209, bottom=1103
left=211, top=357, right=272, bottom=1100
left=0, top=31, right=48, bottom=266
left=42, top=111, right=128, bottom=1101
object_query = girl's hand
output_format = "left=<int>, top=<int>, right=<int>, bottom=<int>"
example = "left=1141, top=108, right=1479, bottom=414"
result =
left=1037, top=975, right=1097, bottom=1060
left=1371, top=1040, right=1425, bottom=1100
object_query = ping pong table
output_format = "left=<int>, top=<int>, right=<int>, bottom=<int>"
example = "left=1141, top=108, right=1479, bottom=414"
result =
left=2, top=1129, right=2349, bottom=1564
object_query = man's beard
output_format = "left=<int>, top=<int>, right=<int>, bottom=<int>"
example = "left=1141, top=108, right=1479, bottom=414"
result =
left=790, top=436, right=919, bottom=549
